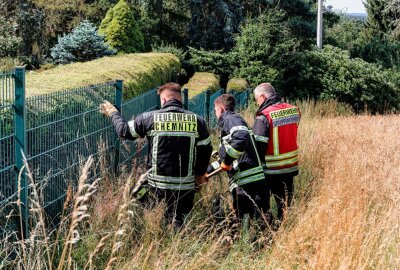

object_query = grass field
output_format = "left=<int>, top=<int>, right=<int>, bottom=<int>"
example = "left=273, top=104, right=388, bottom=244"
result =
left=1, top=101, right=399, bottom=269
left=25, top=53, right=180, bottom=99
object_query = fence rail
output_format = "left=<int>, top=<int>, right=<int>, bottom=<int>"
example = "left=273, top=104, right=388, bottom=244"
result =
left=0, top=67, right=252, bottom=236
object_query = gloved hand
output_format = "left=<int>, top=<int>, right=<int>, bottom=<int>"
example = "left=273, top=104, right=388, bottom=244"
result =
left=99, top=100, right=118, bottom=117
left=195, top=174, right=208, bottom=187
left=220, top=162, right=232, bottom=171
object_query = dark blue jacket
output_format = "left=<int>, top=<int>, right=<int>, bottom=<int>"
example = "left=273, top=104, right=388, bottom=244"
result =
left=212, top=110, right=265, bottom=190
left=110, top=99, right=212, bottom=190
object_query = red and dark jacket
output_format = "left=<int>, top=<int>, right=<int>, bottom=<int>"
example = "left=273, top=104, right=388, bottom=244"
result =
left=252, top=95, right=300, bottom=175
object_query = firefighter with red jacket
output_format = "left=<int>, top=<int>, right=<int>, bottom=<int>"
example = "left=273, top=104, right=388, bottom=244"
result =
left=100, top=83, right=212, bottom=228
left=252, top=83, right=300, bottom=226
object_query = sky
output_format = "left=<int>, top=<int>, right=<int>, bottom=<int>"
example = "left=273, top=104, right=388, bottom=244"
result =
left=325, top=0, right=367, bottom=14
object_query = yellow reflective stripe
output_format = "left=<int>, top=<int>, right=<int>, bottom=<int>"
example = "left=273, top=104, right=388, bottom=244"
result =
left=149, top=174, right=195, bottom=183
left=225, top=144, right=243, bottom=159
left=254, top=135, right=269, bottom=143
left=264, top=166, right=298, bottom=175
left=232, top=166, right=264, bottom=180
left=148, top=180, right=195, bottom=190
left=128, top=120, right=139, bottom=138
left=265, top=149, right=299, bottom=161
left=236, top=173, right=265, bottom=186
left=273, top=127, right=279, bottom=155
left=230, top=125, right=249, bottom=134
left=197, top=136, right=211, bottom=146
left=266, top=157, right=298, bottom=168
left=229, top=173, right=265, bottom=190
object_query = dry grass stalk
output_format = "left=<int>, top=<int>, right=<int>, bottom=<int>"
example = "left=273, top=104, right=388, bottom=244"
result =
left=23, top=158, right=53, bottom=270
left=104, top=172, right=135, bottom=270
left=57, top=156, right=99, bottom=270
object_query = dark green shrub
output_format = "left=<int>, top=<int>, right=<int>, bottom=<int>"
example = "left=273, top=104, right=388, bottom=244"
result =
left=351, top=35, right=400, bottom=70
left=0, top=16, right=21, bottom=58
left=232, top=11, right=299, bottom=87
left=287, top=46, right=400, bottom=113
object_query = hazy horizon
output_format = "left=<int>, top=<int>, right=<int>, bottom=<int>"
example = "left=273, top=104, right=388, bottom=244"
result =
left=326, top=0, right=366, bottom=14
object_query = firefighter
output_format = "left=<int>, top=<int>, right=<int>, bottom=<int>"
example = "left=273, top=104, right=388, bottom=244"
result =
left=100, top=83, right=212, bottom=228
left=207, top=94, right=269, bottom=225
left=252, top=83, right=300, bottom=226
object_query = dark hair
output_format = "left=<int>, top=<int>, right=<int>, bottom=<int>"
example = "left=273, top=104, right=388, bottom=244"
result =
left=157, top=82, right=181, bottom=95
left=214, top=94, right=235, bottom=111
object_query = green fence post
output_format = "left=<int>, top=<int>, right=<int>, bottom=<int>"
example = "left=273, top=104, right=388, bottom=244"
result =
left=14, top=66, right=28, bottom=238
left=114, top=80, right=123, bottom=174
left=205, top=89, right=211, bottom=126
left=183, top=88, right=188, bottom=110
left=246, top=89, right=251, bottom=108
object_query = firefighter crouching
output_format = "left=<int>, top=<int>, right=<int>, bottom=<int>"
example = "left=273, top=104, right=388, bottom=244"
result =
left=207, top=94, right=269, bottom=225
left=100, top=83, right=212, bottom=228
left=252, top=83, right=300, bottom=227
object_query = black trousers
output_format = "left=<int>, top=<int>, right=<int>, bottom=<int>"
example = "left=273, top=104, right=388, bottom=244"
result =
left=268, top=173, right=295, bottom=221
left=231, top=180, right=269, bottom=222
left=140, top=186, right=195, bottom=228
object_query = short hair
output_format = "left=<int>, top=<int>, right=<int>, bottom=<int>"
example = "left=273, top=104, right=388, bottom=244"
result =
left=214, top=94, right=235, bottom=111
left=157, top=82, right=181, bottom=95
left=254, top=83, right=276, bottom=97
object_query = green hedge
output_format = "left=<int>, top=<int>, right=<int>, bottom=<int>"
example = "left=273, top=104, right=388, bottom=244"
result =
left=26, top=53, right=180, bottom=99
left=183, top=72, right=220, bottom=98
left=226, top=78, right=249, bottom=92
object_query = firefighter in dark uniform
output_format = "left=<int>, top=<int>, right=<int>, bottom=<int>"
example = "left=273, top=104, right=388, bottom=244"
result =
left=207, top=94, right=269, bottom=224
left=100, top=83, right=212, bottom=228
left=252, top=83, right=300, bottom=227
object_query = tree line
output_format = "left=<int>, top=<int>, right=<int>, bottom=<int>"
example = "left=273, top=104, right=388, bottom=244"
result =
left=1, top=0, right=399, bottom=112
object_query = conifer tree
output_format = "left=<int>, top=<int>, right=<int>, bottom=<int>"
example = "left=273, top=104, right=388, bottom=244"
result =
left=51, top=20, right=115, bottom=64
left=99, top=0, right=144, bottom=53
left=188, top=0, right=243, bottom=50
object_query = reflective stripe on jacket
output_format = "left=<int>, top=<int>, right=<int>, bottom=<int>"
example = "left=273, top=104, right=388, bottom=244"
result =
left=110, top=99, right=212, bottom=190
left=217, top=111, right=265, bottom=191
left=257, top=101, right=300, bottom=175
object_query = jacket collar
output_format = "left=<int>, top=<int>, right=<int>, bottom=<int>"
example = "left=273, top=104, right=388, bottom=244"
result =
left=255, top=94, right=282, bottom=115
left=217, top=110, right=234, bottom=128
left=162, top=99, right=183, bottom=109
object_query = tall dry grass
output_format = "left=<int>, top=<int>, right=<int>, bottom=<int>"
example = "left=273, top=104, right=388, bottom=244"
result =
left=263, top=114, right=400, bottom=269
left=1, top=100, right=399, bottom=269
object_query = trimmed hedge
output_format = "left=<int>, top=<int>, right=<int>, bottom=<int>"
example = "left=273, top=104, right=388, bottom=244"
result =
left=226, top=78, right=249, bottom=92
left=26, top=53, right=180, bottom=99
left=183, top=72, right=220, bottom=98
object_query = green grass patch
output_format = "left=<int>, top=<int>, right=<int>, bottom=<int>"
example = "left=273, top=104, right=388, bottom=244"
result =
left=26, top=53, right=180, bottom=99
left=226, top=78, right=249, bottom=92
left=183, top=72, right=220, bottom=98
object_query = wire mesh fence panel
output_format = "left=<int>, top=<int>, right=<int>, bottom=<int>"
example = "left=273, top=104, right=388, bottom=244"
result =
left=25, top=82, right=117, bottom=219
left=189, top=92, right=206, bottom=118
left=0, top=66, right=253, bottom=234
left=209, top=89, right=223, bottom=129
left=119, top=88, right=159, bottom=170
left=236, top=89, right=251, bottom=110
left=0, top=72, right=17, bottom=232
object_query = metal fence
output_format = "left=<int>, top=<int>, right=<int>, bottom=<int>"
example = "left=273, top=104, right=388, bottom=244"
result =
left=0, top=71, right=17, bottom=216
left=0, top=67, right=252, bottom=236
